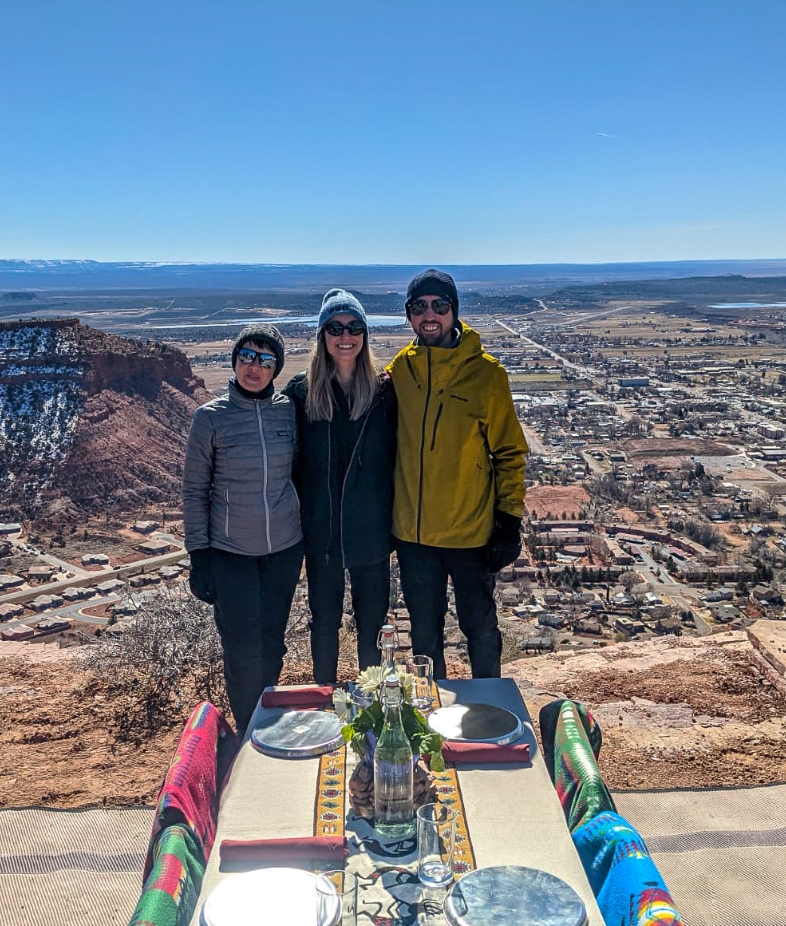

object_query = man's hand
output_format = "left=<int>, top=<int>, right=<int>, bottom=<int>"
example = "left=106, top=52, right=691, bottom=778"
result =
left=486, top=511, right=522, bottom=574
left=188, top=549, right=216, bottom=604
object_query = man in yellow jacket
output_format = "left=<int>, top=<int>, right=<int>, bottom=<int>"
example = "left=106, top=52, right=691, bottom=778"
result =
left=388, top=269, right=528, bottom=679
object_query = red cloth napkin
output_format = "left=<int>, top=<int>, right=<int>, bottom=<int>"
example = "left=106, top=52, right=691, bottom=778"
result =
left=260, top=686, right=334, bottom=708
left=442, top=741, right=531, bottom=764
left=220, top=836, right=348, bottom=864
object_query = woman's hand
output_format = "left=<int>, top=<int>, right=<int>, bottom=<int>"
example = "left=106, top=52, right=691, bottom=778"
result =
left=188, top=549, right=216, bottom=604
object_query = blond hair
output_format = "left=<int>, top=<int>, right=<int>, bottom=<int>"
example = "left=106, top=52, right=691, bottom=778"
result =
left=305, top=330, right=380, bottom=422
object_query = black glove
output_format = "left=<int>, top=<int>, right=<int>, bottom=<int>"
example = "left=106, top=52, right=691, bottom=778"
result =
left=486, top=511, right=522, bottom=573
left=188, top=549, right=216, bottom=604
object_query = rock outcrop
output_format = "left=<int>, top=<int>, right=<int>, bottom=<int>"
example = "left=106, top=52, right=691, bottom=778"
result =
left=506, top=630, right=786, bottom=789
left=0, top=317, right=211, bottom=525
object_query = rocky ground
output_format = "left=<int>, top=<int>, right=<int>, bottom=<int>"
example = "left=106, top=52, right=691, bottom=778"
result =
left=0, top=630, right=784, bottom=808
left=509, top=630, right=786, bottom=789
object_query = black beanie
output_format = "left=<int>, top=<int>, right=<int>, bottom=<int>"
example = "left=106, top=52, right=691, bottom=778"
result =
left=231, top=324, right=286, bottom=378
left=406, top=268, right=459, bottom=319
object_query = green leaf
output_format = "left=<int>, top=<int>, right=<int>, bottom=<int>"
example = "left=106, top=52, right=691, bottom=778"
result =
left=350, top=731, right=367, bottom=759
left=339, top=686, right=444, bottom=770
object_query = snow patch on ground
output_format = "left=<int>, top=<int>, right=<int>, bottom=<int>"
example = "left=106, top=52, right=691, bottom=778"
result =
left=0, top=325, right=85, bottom=478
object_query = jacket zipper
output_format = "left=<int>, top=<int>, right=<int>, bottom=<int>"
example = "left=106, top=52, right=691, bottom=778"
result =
left=430, top=402, right=443, bottom=452
left=339, top=409, right=372, bottom=568
left=325, top=425, right=333, bottom=564
left=225, top=488, right=230, bottom=536
left=416, top=351, right=432, bottom=543
left=255, top=402, right=272, bottom=554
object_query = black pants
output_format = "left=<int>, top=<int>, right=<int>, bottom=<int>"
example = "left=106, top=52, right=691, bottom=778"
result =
left=395, top=540, right=501, bottom=680
left=306, top=554, right=390, bottom=685
left=210, top=542, right=304, bottom=734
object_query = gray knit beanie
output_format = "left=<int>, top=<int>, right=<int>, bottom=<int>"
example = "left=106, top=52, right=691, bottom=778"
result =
left=317, top=289, right=367, bottom=331
left=231, top=324, right=286, bottom=378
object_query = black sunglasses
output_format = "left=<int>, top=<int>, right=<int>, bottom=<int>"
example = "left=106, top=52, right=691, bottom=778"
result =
left=324, top=320, right=367, bottom=337
left=406, top=297, right=454, bottom=316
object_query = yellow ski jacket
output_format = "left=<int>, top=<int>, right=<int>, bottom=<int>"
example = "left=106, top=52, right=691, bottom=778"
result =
left=387, top=322, right=528, bottom=548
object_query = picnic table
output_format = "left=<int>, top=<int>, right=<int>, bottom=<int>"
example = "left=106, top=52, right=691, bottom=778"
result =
left=189, top=677, right=604, bottom=926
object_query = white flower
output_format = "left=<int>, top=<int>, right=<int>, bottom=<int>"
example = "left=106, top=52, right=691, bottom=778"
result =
left=332, top=688, right=350, bottom=721
left=355, top=666, right=415, bottom=701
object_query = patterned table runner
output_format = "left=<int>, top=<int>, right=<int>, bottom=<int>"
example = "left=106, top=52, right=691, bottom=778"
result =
left=314, top=687, right=476, bottom=925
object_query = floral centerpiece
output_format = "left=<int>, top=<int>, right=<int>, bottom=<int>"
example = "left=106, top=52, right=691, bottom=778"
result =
left=334, top=666, right=445, bottom=819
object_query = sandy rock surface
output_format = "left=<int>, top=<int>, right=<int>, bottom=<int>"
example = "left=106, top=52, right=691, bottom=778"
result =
left=1, top=630, right=785, bottom=808
left=509, top=631, right=786, bottom=789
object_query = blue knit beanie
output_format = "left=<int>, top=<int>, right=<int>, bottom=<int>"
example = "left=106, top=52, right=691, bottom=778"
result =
left=317, top=289, right=367, bottom=331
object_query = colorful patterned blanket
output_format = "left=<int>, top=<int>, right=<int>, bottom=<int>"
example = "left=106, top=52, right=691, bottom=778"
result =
left=144, top=701, right=237, bottom=881
left=538, top=698, right=616, bottom=832
left=572, top=811, right=684, bottom=926
left=129, top=824, right=204, bottom=926
left=539, top=700, right=684, bottom=925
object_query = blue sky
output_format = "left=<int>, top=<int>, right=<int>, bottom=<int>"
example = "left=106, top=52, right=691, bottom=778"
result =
left=2, top=1, right=784, bottom=264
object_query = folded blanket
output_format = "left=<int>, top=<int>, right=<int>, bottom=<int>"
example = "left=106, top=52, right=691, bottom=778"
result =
left=538, top=699, right=615, bottom=832
left=261, top=686, right=335, bottom=708
left=572, top=811, right=684, bottom=926
left=144, top=701, right=238, bottom=881
left=129, top=824, right=205, bottom=926
left=220, top=835, right=348, bottom=864
left=442, top=741, right=530, bottom=764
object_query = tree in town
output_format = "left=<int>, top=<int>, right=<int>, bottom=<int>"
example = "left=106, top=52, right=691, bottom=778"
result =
left=619, top=570, right=639, bottom=592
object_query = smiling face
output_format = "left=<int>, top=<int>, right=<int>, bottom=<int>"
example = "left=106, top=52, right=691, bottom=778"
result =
left=323, top=312, right=366, bottom=369
left=234, top=340, right=276, bottom=393
left=409, top=295, right=455, bottom=347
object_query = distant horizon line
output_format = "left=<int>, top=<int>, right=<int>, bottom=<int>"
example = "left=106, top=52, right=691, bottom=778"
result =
left=2, top=257, right=786, bottom=267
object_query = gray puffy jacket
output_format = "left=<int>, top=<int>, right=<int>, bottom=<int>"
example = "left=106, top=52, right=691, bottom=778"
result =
left=182, top=379, right=303, bottom=557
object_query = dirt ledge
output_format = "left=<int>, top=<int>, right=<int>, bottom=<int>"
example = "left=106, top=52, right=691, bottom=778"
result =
left=1, top=629, right=785, bottom=807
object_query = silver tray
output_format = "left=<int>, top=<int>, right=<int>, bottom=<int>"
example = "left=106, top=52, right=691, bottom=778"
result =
left=426, top=702, right=523, bottom=745
left=444, top=865, right=588, bottom=926
left=250, top=709, right=344, bottom=758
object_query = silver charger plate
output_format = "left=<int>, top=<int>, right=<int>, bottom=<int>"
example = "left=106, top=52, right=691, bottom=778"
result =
left=250, top=709, right=344, bottom=758
left=444, top=865, right=588, bottom=926
left=426, top=702, right=523, bottom=744
left=201, top=867, right=339, bottom=926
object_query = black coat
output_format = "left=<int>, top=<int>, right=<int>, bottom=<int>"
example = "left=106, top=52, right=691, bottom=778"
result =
left=283, top=372, right=397, bottom=568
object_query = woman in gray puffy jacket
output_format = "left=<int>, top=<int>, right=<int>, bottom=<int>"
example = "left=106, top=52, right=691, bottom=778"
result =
left=182, top=324, right=303, bottom=733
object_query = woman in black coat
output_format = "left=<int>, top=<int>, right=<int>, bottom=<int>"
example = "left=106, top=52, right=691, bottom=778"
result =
left=284, top=289, right=397, bottom=684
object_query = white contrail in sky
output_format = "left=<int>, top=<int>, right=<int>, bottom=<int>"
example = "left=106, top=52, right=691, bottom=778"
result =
left=595, top=132, right=618, bottom=138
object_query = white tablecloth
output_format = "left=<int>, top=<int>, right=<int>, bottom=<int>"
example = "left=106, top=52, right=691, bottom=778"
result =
left=190, top=678, right=603, bottom=926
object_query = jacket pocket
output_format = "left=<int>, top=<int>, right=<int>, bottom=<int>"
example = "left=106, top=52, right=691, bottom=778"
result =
left=288, top=479, right=301, bottom=515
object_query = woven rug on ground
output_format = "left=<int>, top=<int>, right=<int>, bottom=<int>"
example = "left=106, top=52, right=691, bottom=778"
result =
left=0, top=806, right=150, bottom=926
left=614, top=784, right=786, bottom=926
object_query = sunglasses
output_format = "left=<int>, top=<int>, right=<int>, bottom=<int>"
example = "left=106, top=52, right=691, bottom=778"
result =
left=407, top=297, right=454, bottom=316
left=324, top=320, right=367, bottom=337
left=237, top=347, right=277, bottom=368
